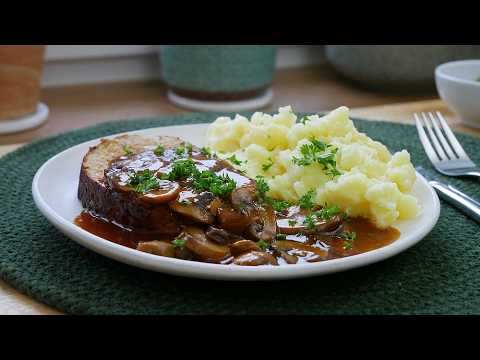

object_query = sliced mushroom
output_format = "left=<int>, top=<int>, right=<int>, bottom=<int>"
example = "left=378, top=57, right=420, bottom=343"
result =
left=274, top=240, right=328, bottom=260
left=137, top=240, right=175, bottom=257
left=205, top=226, right=245, bottom=245
left=175, top=247, right=195, bottom=260
left=247, top=206, right=277, bottom=241
left=220, top=256, right=235, bottom=265
left=315, top=215, right=344, bottom=232
left=229, top=240, right=260, bottom=256
left=209, top=198, right=223, bottom=216
left=246, top=223, right=262, bottom=241
left=270, top=246, right=299, bottom=264
left=319, top=223, right=345, bottom=237
left=277, top=214, right=343, bottom=235
left=197, top=158, right=228, bottom=172
left=217, top=207, right=254, bottom=234
left=169, top=191, right=217, bottom=224
left=230, top=184, right=257, bottom=213
left=233, top=251, right=278, bottom=266
left=276, top=218, right=301, bottom=235
left=279, top=251, right=298, bottom=264
left=305, top=254, right=324, bottom=263
left=260, top=206, right=277, bottom=240
left=105, top=151, right=164, bottom=192
left=182, top=226, right=230, bottom=262
left=217, top=168, right=253, bottom=188
left=139, top=181, right=181, bottom=204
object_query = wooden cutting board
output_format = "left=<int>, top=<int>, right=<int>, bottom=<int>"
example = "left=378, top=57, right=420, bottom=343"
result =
left=0, top=98, right=478, bottom=315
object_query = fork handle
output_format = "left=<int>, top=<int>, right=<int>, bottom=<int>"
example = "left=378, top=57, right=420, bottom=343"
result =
left=430, top=181, right=480, bottom=223
left=466, top=170, right=480, bottom=178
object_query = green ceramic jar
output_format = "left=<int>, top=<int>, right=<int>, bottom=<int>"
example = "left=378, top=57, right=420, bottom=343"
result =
left=159, top=45, right=277, bottom=111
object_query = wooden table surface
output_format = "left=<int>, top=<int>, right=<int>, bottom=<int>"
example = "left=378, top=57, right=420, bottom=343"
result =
left=0, top=65, right=478, bottom=315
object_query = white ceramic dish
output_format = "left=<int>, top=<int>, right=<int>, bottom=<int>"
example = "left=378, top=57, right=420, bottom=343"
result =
left=32, top=123, right=440, bottom=281
left=435, top=60, right=480, bottom=128
left=167, top=88, right=273, bottom=112
left=0, top=103, right=49, bottom=135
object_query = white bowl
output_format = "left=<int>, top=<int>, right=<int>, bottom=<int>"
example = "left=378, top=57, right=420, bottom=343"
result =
left=435, top=60, right=480, bottom=128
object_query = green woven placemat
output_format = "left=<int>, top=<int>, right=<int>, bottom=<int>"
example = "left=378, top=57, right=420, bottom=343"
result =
left=1, top=112, right=479, bottom=315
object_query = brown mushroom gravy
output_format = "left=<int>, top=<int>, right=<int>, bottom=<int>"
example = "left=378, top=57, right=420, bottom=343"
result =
left=75, top=211, right=399, bottom=265
left=76, top=144, right=400, bottom=266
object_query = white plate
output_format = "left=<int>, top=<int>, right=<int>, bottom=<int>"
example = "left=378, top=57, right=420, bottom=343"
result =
left=32, top=123, right=440, bottom=281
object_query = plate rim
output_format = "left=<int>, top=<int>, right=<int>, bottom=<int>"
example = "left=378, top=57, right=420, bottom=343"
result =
left=31, top=123, right=441, bottom=281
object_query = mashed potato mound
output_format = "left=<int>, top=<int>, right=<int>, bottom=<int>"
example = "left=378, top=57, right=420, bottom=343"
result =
left=206, top=106, right=419, bottom=228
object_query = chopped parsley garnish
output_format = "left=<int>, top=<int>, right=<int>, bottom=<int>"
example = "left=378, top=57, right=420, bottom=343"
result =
left=166, top=159, right=198, bottom=181
left=303, top=214, right=317, bottom=231
left=275, top=233, right=287, bottom=240
left=123, top=144, right=133, bottom=156
left=127, top=169, right=159, bottom=194
left=300, top=115, right=311, bottom=125
left=227, top=154, right=243, bottom=166
left=175, top=147, right=186, bottom=156
left=193, top=171, right=236, bottom=197
left=327, top=167, right=342, bottom=177
left=288, top=220, right=296, bottom=227
left=299, top=189, right=316, bottom=210
left=257, top=239, right=269, bottom=251
left=269, top=198, right=290, bottom=212
left=172, top=238, right=186, bottom=249
left=255, top=176, right=270, bottom=198
left=209, top=175, right=237, bottom=197
left=292, top=138, right=341, bottom=177
left=153, top=145, right=165, bottom=156
left=165, top=159, right=235, bottom=198
left=185, top=142, right=193, bottom=153
left=340, top=231, right=356, bottom=250
left=262, top=158, right=274, bottom=172
left=200, top=147, right=212, bottom=156
left=315, top=204, right=341, bottom=220
left=300, top=203, right=343, bottom=230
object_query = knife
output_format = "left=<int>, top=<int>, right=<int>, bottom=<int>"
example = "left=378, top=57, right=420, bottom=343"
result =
left=416, top=166, right=480, bottom=223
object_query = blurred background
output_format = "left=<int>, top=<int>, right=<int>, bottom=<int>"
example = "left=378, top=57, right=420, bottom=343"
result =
left=39, top=45, right=480, bottom=89
left=1, top=45, right=479, bottom=143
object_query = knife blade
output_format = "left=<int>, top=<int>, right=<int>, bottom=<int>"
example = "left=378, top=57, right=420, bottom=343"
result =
left=416, top=166, right=480, bottom=223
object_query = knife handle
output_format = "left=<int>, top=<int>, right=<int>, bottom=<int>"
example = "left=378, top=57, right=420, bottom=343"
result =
left=430, top=181, right=480, bottom=223
left=446, top=184, right=480, bottom=207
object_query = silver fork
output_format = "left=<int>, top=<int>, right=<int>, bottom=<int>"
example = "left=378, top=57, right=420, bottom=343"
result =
left=415, top=111, right=480, bottom=178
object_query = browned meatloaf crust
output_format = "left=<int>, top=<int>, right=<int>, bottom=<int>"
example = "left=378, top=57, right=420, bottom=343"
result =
left=77, top=134, right=184, bottom=235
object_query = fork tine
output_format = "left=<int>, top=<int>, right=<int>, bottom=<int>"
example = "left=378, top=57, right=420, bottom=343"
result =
left=414, top=113, right=440, bottom=164
left=428, top=112, right=457, bottom=159
left=435, top=111, right=470, bottom=160
left=421, top=112, right=447, bottom=160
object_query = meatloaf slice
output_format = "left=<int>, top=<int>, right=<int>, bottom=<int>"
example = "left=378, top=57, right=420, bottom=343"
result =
left=78, top=134, right=184, bottom=235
